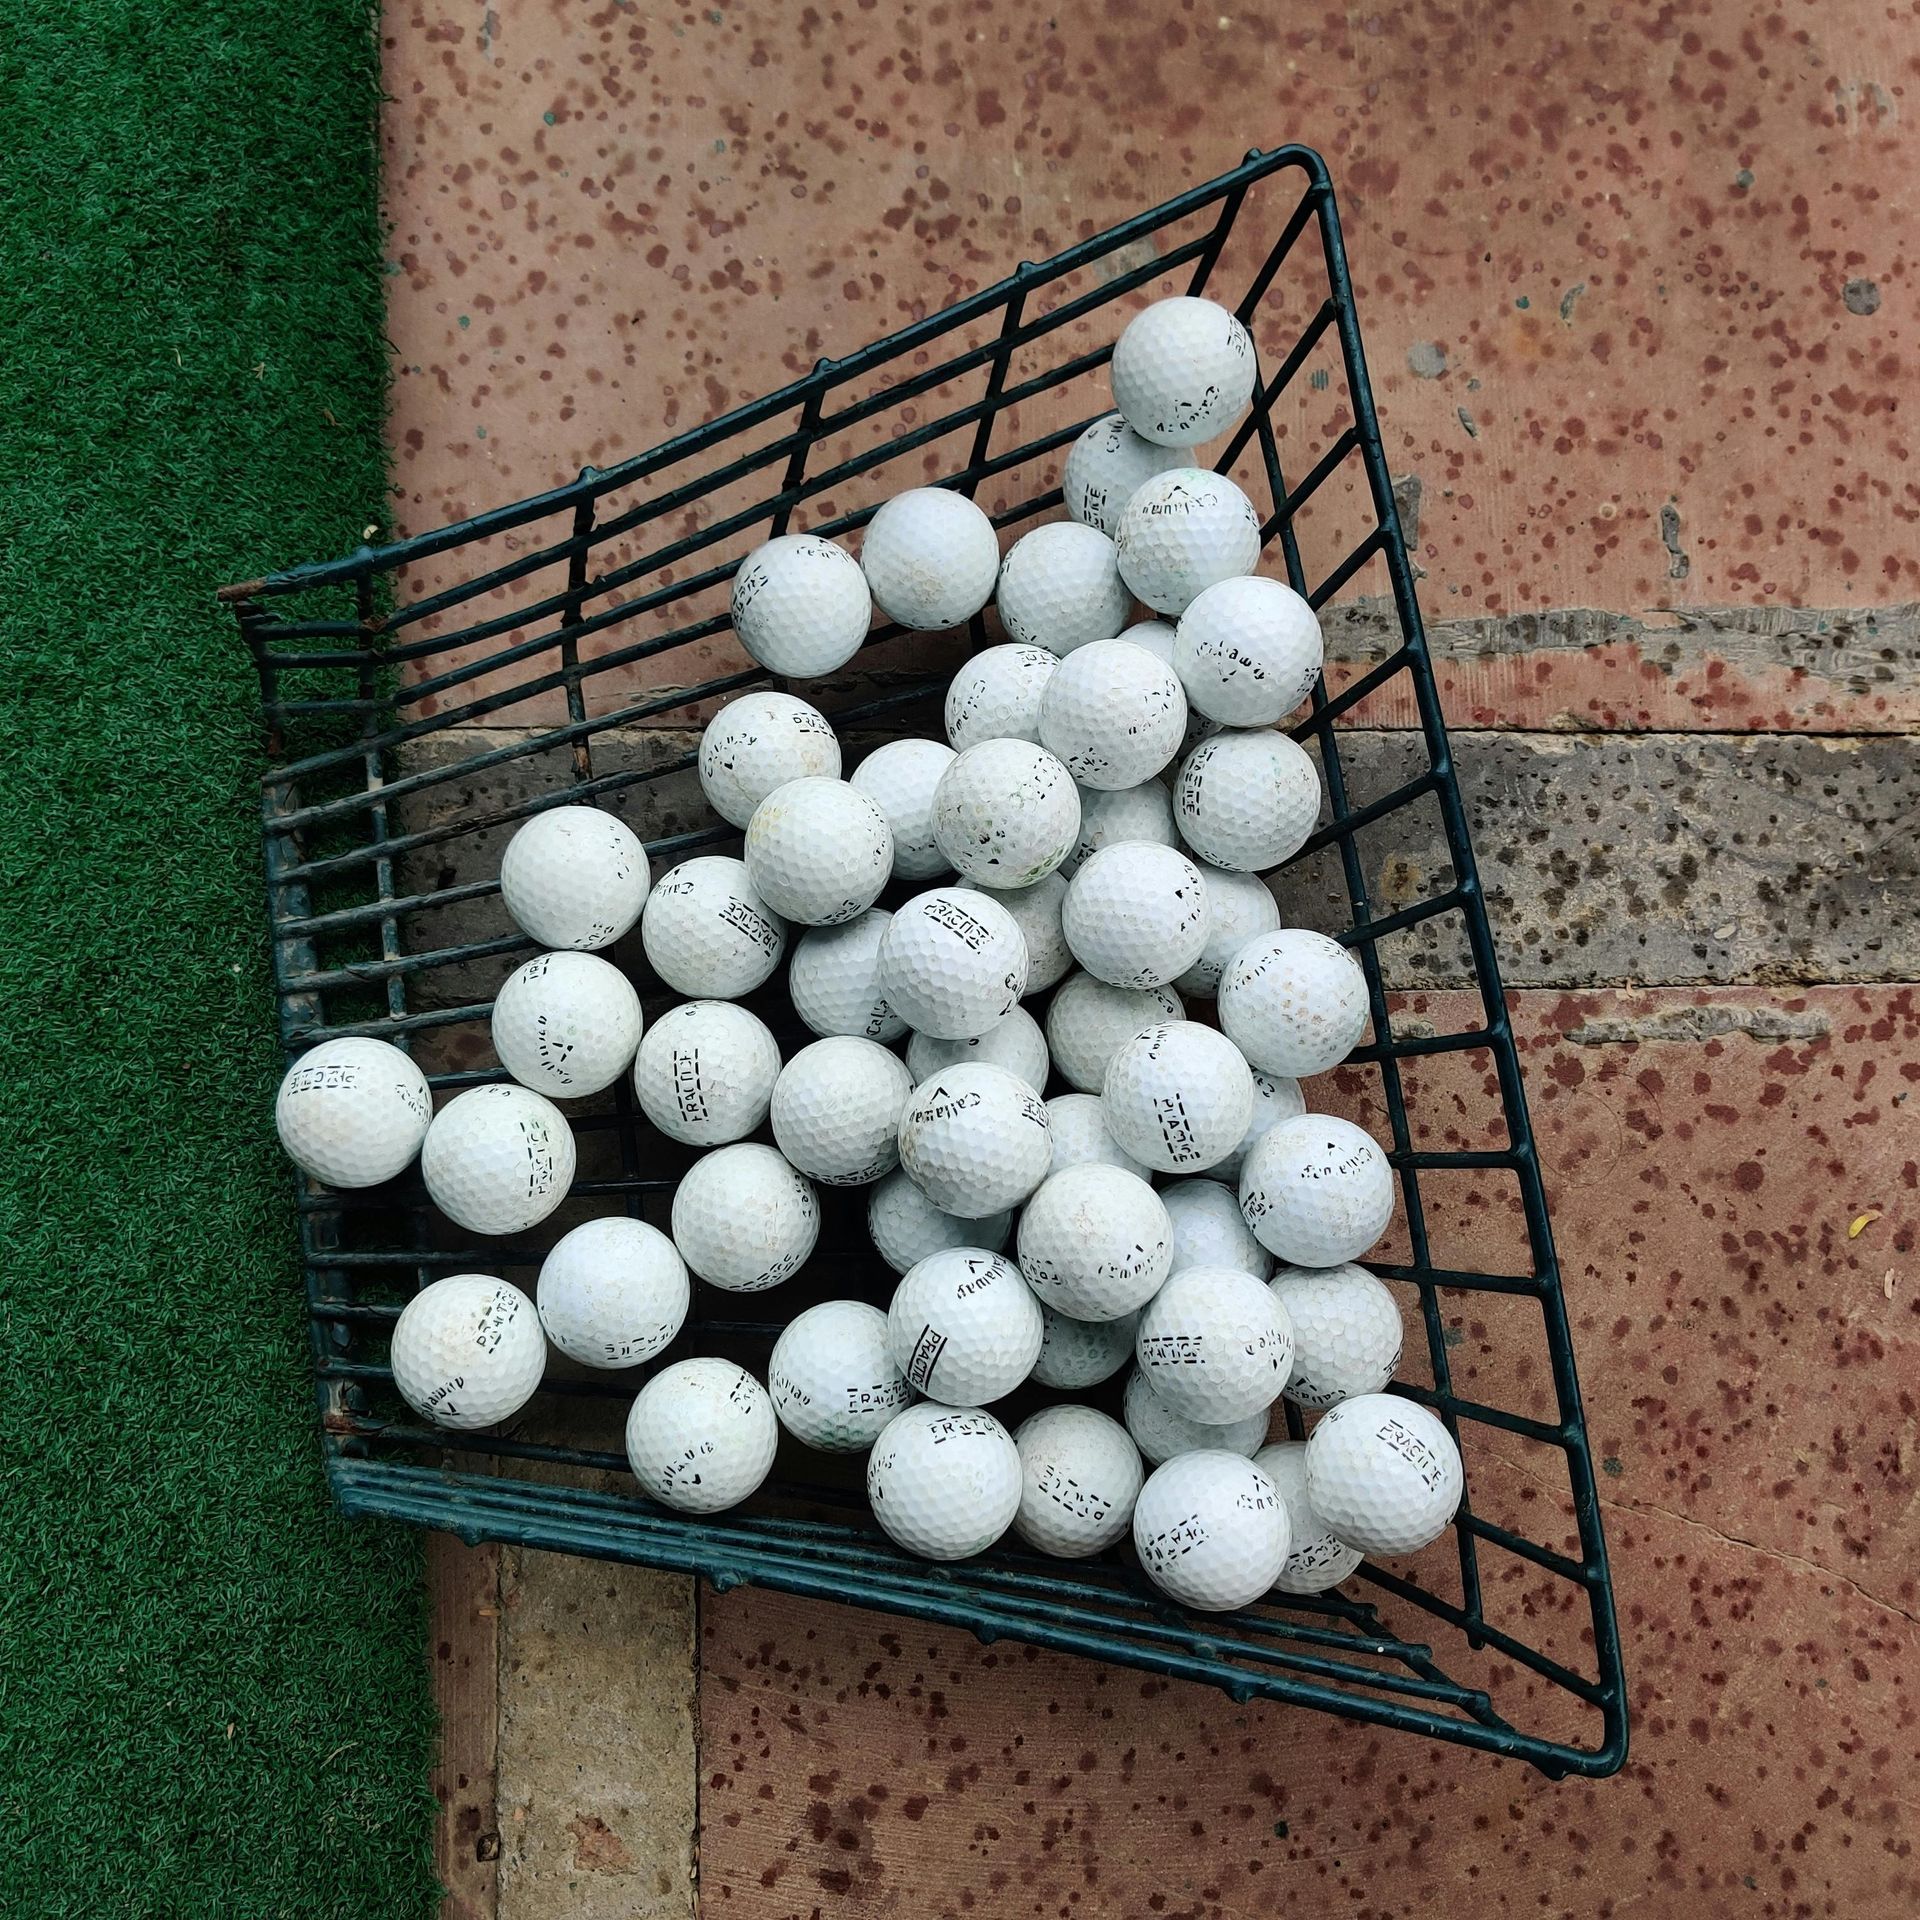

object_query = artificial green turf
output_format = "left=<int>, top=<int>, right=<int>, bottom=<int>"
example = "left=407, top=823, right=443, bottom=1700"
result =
left=1, top=6, right=436, bottom=1913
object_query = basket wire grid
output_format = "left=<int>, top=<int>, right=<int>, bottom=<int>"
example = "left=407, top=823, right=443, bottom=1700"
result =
left=226, top=146, right=1626, bottom=1778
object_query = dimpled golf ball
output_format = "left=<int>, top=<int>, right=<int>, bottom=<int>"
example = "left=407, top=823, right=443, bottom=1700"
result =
left=1305, top=1394, right=1463, bottom=1556
left=536, top=1216, right=689, bottom=1369
left=878, top=888, right=1028, bottom=1040
left=1217, top=929, right=1370, bottom=1077
left=1270, top=1263, right=1404, bottom=1410
left=898, top=1063, right=1052, bottom=1217
left=626, top=1358, right=778, bottom=1514
left=1173, top=575, right=1324, bottom=727
left=632, top=999, right=780, bottom=1146
left=1174, top=868, right=1283, bottom=998
left=1061, top=778, right=1178, bottom=879
left=490, top=951, right=643, bottom=1098
left=1044, top=972, right=1183, bottom=1093
left=390, top=1275, right=546, bottom=1430
left=670, top=1142, right=820, bottom=1292
left=1043, top=1092, right=1149, bottom=1180
left=1062, top=412, right=1188, bottom=536
left=640, top=856, right=787, bottom=999
left=867, top=1168, right=1012, bottom=1275
left=1160, top=1178, right=1273, bottom=1281
left=730, top=533, right=873, bottom=676
left=1136, top=1266, right=1294, bottom=1425
left=860, top=488, right=1002, bottom=631
left=1253, top=1440, right=1365, bottom=1595
left=1173, top=730, right=1321, bottom=873
left=1037, top=638, right=1188, bottom=790
left=1132, top=1450, right=1289, bottom=1612
left=1101, top=1020, right=1253, bottom=1175
left=995, top=521, right=1132, bottom=655
left=1111, top=296, right=1257, bottom=448
left=1122, top=1368, right=1270, bottom=1467
left=907, top=1004, right=1049, bottom=1095
left=499, top=806, right=650, bottom=951
left=421, top=1084, right=575, bottom=1235
left=1014, top=1405, right=1144, bottom=1557
left=1062, top=842, right=1209, bottom=990
left=1240, top=1115, right=1395, bottom=1268
left=944, top=643, right=1059, bottom=750
left=770, top=1036, right=913, bottom=1187
left=274, top=1036, right=431, bottom=1188
left=960, top=871, right=1073, bottom=994
left=1202, top=1069, right=1306, bottom=1186
left=787, top=910, right=907, bottom=1044
left=887, top=1247, right=1043, bottom=1404
left=1017, top=1165, right=1172, bottom=1321
left=698, top=690, right=843, bottom=830
left=1115, top=469, right=1262, bottom=616
left=769, top=1299, right=914, bottom=1453
left=743, top=777, right=893, bottom=927
left=932, top=739, right=1080, bottom=888
left=867, top=1403, right=1022, bottom=1561
left=850, top=738, right=956, bottom=881
left=1032, top=1303, right=1141, bottom=1390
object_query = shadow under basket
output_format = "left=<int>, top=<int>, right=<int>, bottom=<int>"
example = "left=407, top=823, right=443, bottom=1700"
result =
left=226, top=148, right=1626, bottom=1779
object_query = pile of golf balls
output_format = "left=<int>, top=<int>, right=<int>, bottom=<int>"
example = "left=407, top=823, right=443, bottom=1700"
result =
left=269, top=296, right=1468, bottom=1614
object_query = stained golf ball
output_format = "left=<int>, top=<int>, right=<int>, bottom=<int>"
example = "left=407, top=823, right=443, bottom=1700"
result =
left=1254, top=1440, right=1365, bottom=1595
left=878, top=888, right=1028, bottom=1040
left=1122, top=1368, right=1270, bottom=1468
left=867, top=1167, right=1012, bottom=1275
left=490, top=951, right=642, bottom=1097
left=626, top=1358, right=778, bottom=1514
left=932, top=738, right=1080, bottom=888
left=1101, top=1020, right=1252, bottom=1175
left=640, top=855, right=786, bottom=999
left=906, top=1004, right=1049, bottom=1095
left=787, top=909, right=907, bottom=1043
left=1160, top=1177, right=1272, bottom=1281
left=887, top=1247, right=1043, bottom=1404
left=769, top=1036, right=913, bottom=1187
left=1173, top=574, right=1324, bottom=727
left=421, top=1084, right=575, bottom=1235
left=390, top=1275, right=546, bottom=1430
left=1131, top=1450, right=1289, bottom=1612
left=1060, top=778, right=1177, bottom=878
left=729, top=532, right=873, bottom=676
left=1135, top=1265, right=1294, bottom=1425
left=1062, top=842, right=1209, bottom=990
left=960, top=871, right=1074, bottom=994
left=867, top=1403, right=1022, bottom=1561
left=1270, top=1263, right=1404, bottom=1410
left=1044, top=972, right=1183, bottom=1093
left=499, top=806, right=650, bottom=951
left=1239, top=1115, right=1395, bottom=1267
left=697, top=690, right=842, bottom=829
left=860, top=488, right=1002, bottom=631
left=944, top=643, right=1059, bottom=749
left=1013, top=1405, right=1144, bottom=1558
left=1037, top=638, right=1188, bottom=790
left=1043, top=1092, right=1149, bottom=1180
left=1032, top=1304, right=1141, bottom=1390
left=1110, top=296, right=1257, bottom=447
left=632, top=999, right=781, bottom=1146
left=1173, top=867, right=1282, bottom=998
left=995, top=520, right=1131, bottom=655
left=670, top=1142, right=819, bottom=1291
left=1016, top=1165, right=1172, bottom=1321
left=850, top=737, right=956, bottom=881
left=536, top=1216, right=689, bottom=1369
left=1062, top=411, right=1187, bottom=535
left=770, top=1300, right=914, bottom=1453
left=1173, top=730, right=1321, bottom=873
left=1217, top=928, right=1369, bottom=1077
left=274, top=1036, right=431, bottom=1188
left=897, top=1063, right=1052, bottom=1217
left=1114, top=468, right=1262, bottom=616
left=1305, top=1394, right=1463, bottom=1556
left=1202, top=1068, right=1306, bottom=1186
left=743, top=776, right=893, bottom=927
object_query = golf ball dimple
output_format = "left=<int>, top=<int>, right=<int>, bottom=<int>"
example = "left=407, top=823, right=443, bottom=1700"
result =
left=1013, top=1405, right=1144, bottom=1558
left=1305, top=1394, right=1463, bottom=1556
left=850, top=738, right=956, bottom=881
left=1037, top=638, right=1188, bottom=791
left=769, top=1036, right=913, bottom=1187
left=1217, top=929, right=1370, bottom=1077
left=1061, top=778, right=1178, bottom=879
left=878, top=888, right=1029, bottom=1041
left=631, top=999, right=781, bottom=1146
left=1062, top=412, right=1188, bottom=536
left=421, top=1084, right=576, bottom=1236
left=995, top=521, right=1132, bottom=655
left=1043, top=1092, right=1149, bottom=1180
left=867, top=1403, right=1022, bottom=1561
left=1062, top=842, right=1210, bottom=990
left=490, top=951, right=643, bottom=1098
left=1173, top=730, right=1321, bottom=874
left=1101, top=1020, right=1253, bottom=1175
left=1131, top=1450, right=1290, bottom=1612
left=390, top=1275, right=546, bottom=1430
left=886, top=1247, right=1044, bottom=1405
left=1239, top=1115, right=1395, bottom=1268
left=1114, top=468, right=1263, bottom=616
left=1202, top=1068, right=1306, bottom=1186
left=626, top=1358, right=779, bottom=1514
left=1269, top=1263, right=1404, bottom=1410
left=944, top=643, right=1060, bottom=750
left=1122, top=1368, right=1270, bottom=1468
left=960, top=871, right=1073, bottom=994
left=729, top=533, right=873, bottom=677
left=897, top=1063, right=1053, bottom=1218
left=743, top=777, right=893, bottom=927
left=536, top=1216, right=690, bottom=1369
left=274, top=1036, right=431, bottom=1188
left=1031, top=1304, right=1141, bottom=1391
left=697, top=690, right=842, bottom=830
left=1253, top=1440, right=1365, bottom=1595
left=907, top=1004, right=1050, bottom=1095
left=1135, top=1265, right=1295, bottom=1425
left=867, top=1168, right=1012, bottom=1276
left=1173, top=574, right=1324, bottom=727
left=1044, top=972, right=1184, bottom=1093
left=860, top=488, right=1003, bottom=631
left=932, top=738, right=1081, bottom=888
left=1173, top=868, right=1283, bottom=999
left=670, top=1143, right=820, bottom=1292
left=499, top=806, right=650, bottom=951
left=1110, top=296, right=1258, bottom=448
left=1016, top=1165, right=1172, bottom=1321
left=770, top=1300, right=914, bottom=1453
left=787, top=910, right=907, bottom=1043
left=640, top=855, right=787, bottom=999
left=1160, top=1178, right=1273, bottom=1281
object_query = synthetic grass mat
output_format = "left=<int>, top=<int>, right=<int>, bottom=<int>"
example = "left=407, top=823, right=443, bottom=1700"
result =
left=1, top=6, right=436, bottom=1913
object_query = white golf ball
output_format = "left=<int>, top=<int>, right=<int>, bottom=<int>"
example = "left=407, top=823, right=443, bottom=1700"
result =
left=1173, top=868, right=1283, bottom=998
left=1016, top=1165, right=1172, bottom=1321
left=1132, top=1451, right=1289, bottom=1612
left=770, top=1036, right=913, bottom=1187
left=625, top=1358, right=778, bottom=1514
left=944, top=643, right=1059, bottom=750
left=698, top=690, right=842, bottom=830
left=1110, top=296, right=1257, bottom=448
left=632, top=999, right=781, bottom=1147
left=1217, top=929, right=1369, bottom=1077
left=490, top=951, right=642, bottom=1098
left=743, top=777, right=893, bottom=927
left=932, top=739, right=1080, bottom=888
left=1270, top=1264, right=1404, bottom=1410
left=1239, top=1115, right=1395, bottom=1268
left=770, top=1300, right=913, bottom=1453
left=995, top=521, right=1131, bottom=655
left=1061, top=412, right=1187, bottom=536
left=1136, top=1265, right=1294, bottom=1425
left=887, top=1247, right=1043, bottom=1405
left=960, top=871, right=1073, bottom=994
left=421, top=1084, right=575, bottom=1235
left=1031, top=1304, right=1140, bottom=1390
left=1060, top=778, right=1177, bottom=878
left=536, top=1216, right=689, bottom=1369
left=1160, top=1177, right=1273, bottom=1281
left=1173, top=730, right=1321, bottom=873
left=1253, top=1440, right=1365, bottom=1595
left=640, top=855, right=787, bottom=999
left=860, top=488, right=1002, bottom=631
left=1044, top=972, right=1183, bottom=1093
left=897, top=1063, right=1052, bottom=1217
left=670, top=1142, right=820, bottom=1291
left=1122, top=1367, right=1270, bottom=1467
left=867, top=1167, right=1012, bottom=1276
left=867, top=1403, right=1022, bottom=1561
left=1042, top=1092, right=1149, bottom=1180
left=878, top=887, right=1028, bottom=1041
left=907, top=1003, right=1049, bottom=1095
left=1121, top=618, right=1178, bottom=662
left=787, top=910, right=907, bottom=1043
left=1174, top=574, right=1324, bottom=727
left=729, top=533, right=873, bottom=676
left=1100, top=1020, right=1253, bottom=1174
left=1037, top=638, right=1188, bottom=790
left=274, top=1037, right=431, bottom=1188
left=1013, top=1405, right=1144, bottom=1558
left=1202, top=1068, right=1306, bottom=1186
left=1305, top=1394, right=1463, bottom=1556
left=1062, top=842, right=1209, bottom=989
left=390, top=1274, right=546, bottom=1430
left=1114, top=468, right=1262, bottom=615
left=850, top=738, right=956, bottom=881
left=499, top=806, right=650, bottom=951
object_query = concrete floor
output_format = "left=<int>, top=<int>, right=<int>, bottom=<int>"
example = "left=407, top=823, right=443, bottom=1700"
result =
left=377, top=3, right=1918, bottom=1915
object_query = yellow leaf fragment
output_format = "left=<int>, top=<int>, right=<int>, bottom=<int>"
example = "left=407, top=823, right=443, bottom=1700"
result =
left=1848, top=1210, right=1882, bottom=1239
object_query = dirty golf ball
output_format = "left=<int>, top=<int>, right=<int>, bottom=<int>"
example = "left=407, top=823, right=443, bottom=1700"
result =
left=770, top=1036, right=913, bottom=1186
left=878, top=887, right=1028, bottom=1040
left=944, top=643, right=1059, bottom=750
left=1060, top=778, right=1178, bottom=878
left=932, top=738, right=1080, bottom=888
left=490, top=950, right=642, bottom=1097
left=274, top=1036, right=431, bottom=1188
left=1122, top=1368, right=1270, bottom=1468
left=1038, top=638, right=1188, bottom=790
left=1270, top=1263, right=1404, bottom=1410
left=1101, top=1020, right=1253, bottom=1175
left=867, top=1403, right=1023, bottom=1561
left=1042, top=1092, right=1149, bottom=1180
left=1114, top=468, right=1262, bottom=616
left=421, top=1083, right=575, bottom=1236
left=1110, top=296, right=1257, bottom=447
left=670, top=1142, right=819, bottom=1291
left=770, top=1300, right=913, bottom=1453
left=786, top=910, right=907, bottom=1044
left=1135, top=1265, right=1294, bottom=1425
left=995, top=521, right=1131, bottom=655
left=959, top=872, right=1073, bottom=993
left=640, top=855, right=787, bottom=999
left=631, top=999, right=781, bottom=1146
left=897, top=1063, right=1052, bottom=1217
left=1202, top=1068, right=1306, bottom=1186
left=886, top=1247, right=1044, bottom=1404
left=499, top=805, right=650, bottom=952
left=860, top=488, right=1002, bottom=630
left=1013, top=1405, right=1144, bottom=1558
left=729, top=533, right=873, bottom=677
left=1254, top=1440, right=1365, bottom=1595
left=697, top=690, right=842, bottom=829
left=1016, top=1165, right=1172, bottom=1320
left=906, top=1003, right=1049, bottom=1095
left=1062, top=411, right=1187, bottom=535
left=1044, top=972, right=1184, bottom=1093
left=626, top=1358, right=778, bottom=1514
left=1173, top=575, right=1324, bottom=727
left=1239, top=1114, right=1395, bottom=1268
left=743, top=777, right=893, bottom=927
left=536, top=1217, right=689, bottom=1369
left=1131, top=1450, right=1289, bottom=1611
left=1173, top=730, right=1321, bottom=873
left=1031, top=1304, right=1141, bottom=1390
left=390, top=1274, right=546, bottom=1430
left=1062, top=842, right=1210, bottom=990
left=867, top=1168, right=1012, bottom=1276
left=1305, top=1394, right=1463, bottom=1556
left=850, top=738, right=956, bottom=881
left=1217, top=928, right=1369, bottom=1077
left=1160, top=1177, right=1273, bottom=1281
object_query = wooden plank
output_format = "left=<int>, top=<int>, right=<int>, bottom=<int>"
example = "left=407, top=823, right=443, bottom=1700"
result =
left=427, top=1531, right=501, bottom=1920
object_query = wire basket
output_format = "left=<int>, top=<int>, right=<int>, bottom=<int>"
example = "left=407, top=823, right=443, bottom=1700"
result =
left=226, top=147, right=1626, bottom=1778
